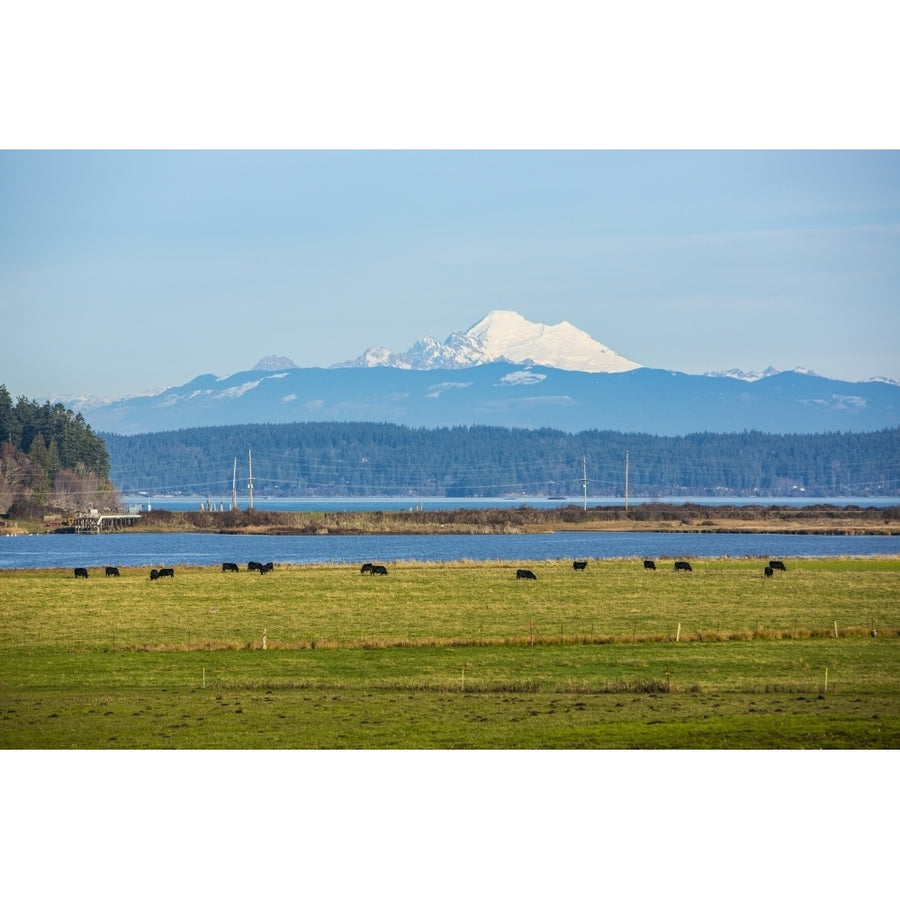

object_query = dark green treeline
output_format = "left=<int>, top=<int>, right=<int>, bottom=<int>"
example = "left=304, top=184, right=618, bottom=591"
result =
left=101, top=423, right=900, bottom=498
left=1, top=385, right=110, bottom=479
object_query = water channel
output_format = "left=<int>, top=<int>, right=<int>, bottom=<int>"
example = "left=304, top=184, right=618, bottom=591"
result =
left=3, top=530, right=898, bottom=571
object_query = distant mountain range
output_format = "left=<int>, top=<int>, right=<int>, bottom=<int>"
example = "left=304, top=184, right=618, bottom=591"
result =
left=60, top=311, right=900, bottom=436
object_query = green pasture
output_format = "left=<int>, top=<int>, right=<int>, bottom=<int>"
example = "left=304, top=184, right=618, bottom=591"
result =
left=1, top=557, right=898, bottom=748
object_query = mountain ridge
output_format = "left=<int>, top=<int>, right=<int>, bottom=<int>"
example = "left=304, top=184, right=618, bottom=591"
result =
left=78, top=362, right=900, bottom=437
left=42, top=311, right=900, bottom=435
left=47, top=310, right=896, bottom=410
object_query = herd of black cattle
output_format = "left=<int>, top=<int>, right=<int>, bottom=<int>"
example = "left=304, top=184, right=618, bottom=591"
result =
left=70, top=559, right=788, bottom=579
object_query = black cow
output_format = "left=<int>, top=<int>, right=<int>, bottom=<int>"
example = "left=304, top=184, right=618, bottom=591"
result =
left=371, top=564, right=388, bottom=575
left=769, top=560, right=786, bottom=571
left=158, top=567, right=175, bottom=578
left=222, top=562, right=239, bottom=573
left=258, top=562, right=274, bottom=574
left=764, top=566, right=774, bottom=578
left=248, top=561, right=263, bottom=572
left=643, top=560, right=656, bottom=571
left=516, top=568, right=537, bottom=580
left=573, top=560, right=588, bottom=571
left=674, top=561, right=692, bottom=572
left=74, top=567, right=89, bottom=579
left=105, top=566, right=120, bottom=577
left=360, top=563, right=374, bottom=574
left=149, top=569, right=159, bottom=580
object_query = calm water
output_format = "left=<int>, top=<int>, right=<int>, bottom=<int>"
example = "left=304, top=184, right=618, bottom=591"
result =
left=124, top=495, right=900, bottom=513
left=2, top=531, right=899, bottom=571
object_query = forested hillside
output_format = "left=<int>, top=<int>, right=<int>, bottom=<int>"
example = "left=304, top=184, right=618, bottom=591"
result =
left=1, top=385, right=114, bottom=517
left=101, top=423, right=900, bottom=499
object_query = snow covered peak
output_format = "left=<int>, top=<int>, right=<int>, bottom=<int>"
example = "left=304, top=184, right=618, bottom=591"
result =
left=704, top=366, right=783, bottom=382
left=336, top=310, right=642, bottom=373
left=704, top=365, right=821, bottom=382
left=463, top=310, right=640, bottom=372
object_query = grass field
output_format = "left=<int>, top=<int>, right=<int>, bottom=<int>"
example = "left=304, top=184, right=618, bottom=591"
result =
left=1, top=557, right=898, bottom=748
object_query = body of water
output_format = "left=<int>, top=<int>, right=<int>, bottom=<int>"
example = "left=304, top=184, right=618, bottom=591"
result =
left=3, top=530, right=899, bottom=571
left=122, top=495, right=900, bottom=513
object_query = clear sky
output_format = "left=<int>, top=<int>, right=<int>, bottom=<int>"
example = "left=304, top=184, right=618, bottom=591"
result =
left=3, top=149, right=898, bottom=400
left=3, top=5, right=899, bottom=402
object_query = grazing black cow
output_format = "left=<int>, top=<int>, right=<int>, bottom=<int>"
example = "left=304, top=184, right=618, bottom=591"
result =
left=105, top=566, right=120, bottom=577
left=222, top=562, right=239, bottom=573
left=573, top=560, right=588, bottom=571
left=158, top=567, right=175, bottom=578
left=371, top=564, right=388, bottom=575
left=360, top=563, right=374, bottom=574
left=248, top=561, right=263, bottom=572
left=643, top=560, right=656, bottom=571
left=516, top=568, right=537, bottom=580
left=259, top=562, right=274, bottom=574
left=769, top=560, right=786, bottom=571
left=149, top=569, right=159, bottom=581
left=764, top=566, right=774, bottom=578
left=74, top=567, right=89, bottom=579
left=674, top=561, right=692, bottom=572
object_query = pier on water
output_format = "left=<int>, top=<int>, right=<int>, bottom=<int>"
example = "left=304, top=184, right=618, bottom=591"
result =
left=73, top=508, right=142, bottom=534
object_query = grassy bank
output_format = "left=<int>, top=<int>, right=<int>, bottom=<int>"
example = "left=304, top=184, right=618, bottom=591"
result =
left=1, top=557, right=898, bottom=748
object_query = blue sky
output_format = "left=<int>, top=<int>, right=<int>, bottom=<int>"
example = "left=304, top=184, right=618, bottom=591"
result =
left=2, top=149, right=898, bottom=399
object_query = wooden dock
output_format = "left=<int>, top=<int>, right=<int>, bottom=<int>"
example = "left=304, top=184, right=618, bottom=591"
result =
left=73, top=510, right=142, bottom=534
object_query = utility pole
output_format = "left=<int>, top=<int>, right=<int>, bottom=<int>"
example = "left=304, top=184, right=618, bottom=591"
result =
left=582, top=456, right=588, bottom=510
left=231, top=458, right=238, bottom=511
left=248, top=449, right=254, bottom=510
left=625, top=450, right=629, bottom=511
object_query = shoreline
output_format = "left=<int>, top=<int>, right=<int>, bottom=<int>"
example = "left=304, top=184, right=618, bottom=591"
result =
left=114, top=501, right=900, bottom=537
left=4, top=502, right=894, bottom=537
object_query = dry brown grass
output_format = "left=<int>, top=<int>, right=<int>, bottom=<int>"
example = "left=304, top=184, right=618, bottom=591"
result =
left=122, top=503, right=900, bottom=536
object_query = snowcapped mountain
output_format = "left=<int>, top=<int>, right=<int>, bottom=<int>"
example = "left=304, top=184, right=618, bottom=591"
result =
left=45, top=310, right=900, bottom=436
left=336, top=310, right=642, bottom=373
left=703, top=366, right=817, bottom=382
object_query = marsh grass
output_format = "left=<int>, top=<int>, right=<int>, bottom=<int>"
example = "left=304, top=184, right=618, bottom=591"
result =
left=1, top=557, right=898, bottom=747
